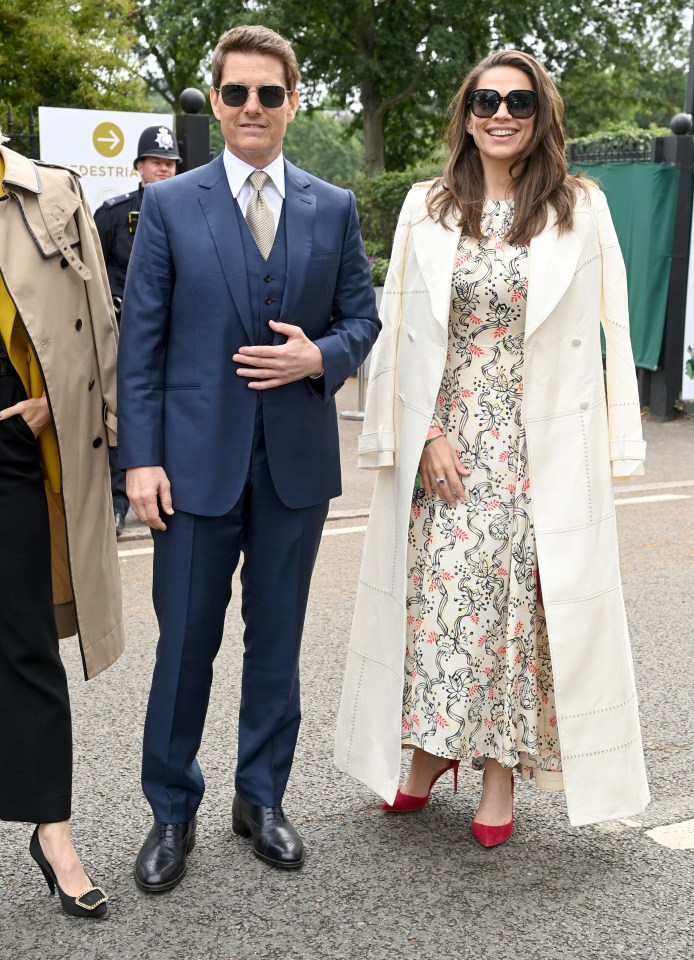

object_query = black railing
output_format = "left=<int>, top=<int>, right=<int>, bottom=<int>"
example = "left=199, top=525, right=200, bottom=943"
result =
left=3, top=106, right=39, bottom=158
left=566, top=142, right=652, bottom=163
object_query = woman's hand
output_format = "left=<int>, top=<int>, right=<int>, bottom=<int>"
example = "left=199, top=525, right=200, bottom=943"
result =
left=0, top=396, right=51, bottom=438
left=419, top=436, right=470, bottom=506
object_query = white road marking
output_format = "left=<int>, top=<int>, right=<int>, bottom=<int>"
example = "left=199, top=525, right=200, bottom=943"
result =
left=614, top=479, right=694, bottom=493
left=118, top=524, right=370, bottom=558
left=646, top=819, right=694, bottom=850
left=614, top=494, right=691, bottom=505
left=118, top=486, right=692, bottom=558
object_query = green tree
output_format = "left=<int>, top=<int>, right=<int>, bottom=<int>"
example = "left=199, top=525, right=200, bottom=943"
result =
left=283, top=109, right=365, bottom=184
left=0, top=0, right=146, bottom=122
left=130, top=1, right=245, bottom=109
left=252, top=0, right=690, bottom=173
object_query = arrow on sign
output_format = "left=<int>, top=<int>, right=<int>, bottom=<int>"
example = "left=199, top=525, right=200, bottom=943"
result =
left=96, top=129, right=122, bottom=151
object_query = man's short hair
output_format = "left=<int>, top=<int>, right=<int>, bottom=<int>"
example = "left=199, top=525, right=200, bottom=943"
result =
left=211, top=25, right=301, bottom=92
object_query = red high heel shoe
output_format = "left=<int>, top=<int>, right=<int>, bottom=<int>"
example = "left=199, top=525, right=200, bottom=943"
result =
left=381, top=759, right=460, bottom=812
left=471, top=777, right=514, bottom=847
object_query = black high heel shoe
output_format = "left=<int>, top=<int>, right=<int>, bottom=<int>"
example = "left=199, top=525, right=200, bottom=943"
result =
left=29, top=826, right=108, bottom=918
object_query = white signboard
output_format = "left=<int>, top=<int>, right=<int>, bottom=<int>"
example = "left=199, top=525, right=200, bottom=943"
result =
left=683, top=208, right=694, bottom=401
left=38, top=107, right=174, bottom=212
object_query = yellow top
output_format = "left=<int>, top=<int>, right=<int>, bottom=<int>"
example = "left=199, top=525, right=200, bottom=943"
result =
left=0, top=157, right=61, bottom=491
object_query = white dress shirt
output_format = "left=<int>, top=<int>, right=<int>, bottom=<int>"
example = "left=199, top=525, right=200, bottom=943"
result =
left=222, top=148, right=285, bottom=240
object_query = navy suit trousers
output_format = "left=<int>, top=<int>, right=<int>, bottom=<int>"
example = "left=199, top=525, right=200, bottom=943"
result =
left=141, top=402, right=329, bottom=822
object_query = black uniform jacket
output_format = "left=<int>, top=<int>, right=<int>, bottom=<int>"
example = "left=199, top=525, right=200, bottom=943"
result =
left=94, top=185, right=144, bottom=300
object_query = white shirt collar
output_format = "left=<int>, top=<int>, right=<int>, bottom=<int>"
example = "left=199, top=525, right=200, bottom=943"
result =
left=223, top=148, right=286, bottom=199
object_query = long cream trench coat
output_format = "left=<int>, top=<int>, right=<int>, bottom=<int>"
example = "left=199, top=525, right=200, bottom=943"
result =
left=0, top=145, right=124, bottom=679
left=335, top=182, right=650, bottom=826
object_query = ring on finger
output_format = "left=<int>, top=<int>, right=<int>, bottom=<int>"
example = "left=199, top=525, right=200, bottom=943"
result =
left=435, top=477, right=447, bottom=484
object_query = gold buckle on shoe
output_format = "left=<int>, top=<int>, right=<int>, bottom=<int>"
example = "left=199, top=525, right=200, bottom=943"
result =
left=74, top=886, right=108, bottom=910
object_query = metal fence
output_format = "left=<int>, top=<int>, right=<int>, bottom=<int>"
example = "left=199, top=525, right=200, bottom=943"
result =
left=3, top=106, right=39, bottom=158
left=566, top=142, right=652, bottom=163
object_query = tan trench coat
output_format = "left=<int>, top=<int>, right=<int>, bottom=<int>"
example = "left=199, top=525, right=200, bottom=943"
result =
left=0, top=145, right=124, bottom=679
left=334, top=183, right=650, bottom=826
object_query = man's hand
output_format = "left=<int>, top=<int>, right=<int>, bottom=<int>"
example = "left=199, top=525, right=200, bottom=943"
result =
left=126, top=466, right=174, bottom=531
left=233, top=320, right=324, bottom=389
left=0, top=396, right=51, bottom=438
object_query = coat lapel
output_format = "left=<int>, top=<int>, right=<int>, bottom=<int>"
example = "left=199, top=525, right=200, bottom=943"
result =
left=279, top=160, right=315, bottom=339
left=526, top=208, right=592, bottom=339
left=411, top=194, right=462, bottom=331
left=197, top=154, right=254, bottom=343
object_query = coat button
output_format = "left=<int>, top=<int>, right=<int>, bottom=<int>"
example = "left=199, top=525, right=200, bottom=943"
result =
left=407, top=331, right=415, bottom=341
left=92, top=437, right=103, bottom=448
left=572, top=338, right=582, bottom=346
left=579, top=401, right=589, bottom=410
left=75, top=318, right=83, bottom=331
left=60, top=258, right=69, bottom=270
left=88, top=379, right=95, bottom=391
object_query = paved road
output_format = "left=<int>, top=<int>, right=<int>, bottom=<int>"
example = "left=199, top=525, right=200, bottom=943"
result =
left=1, top=382, right=693, bottom=960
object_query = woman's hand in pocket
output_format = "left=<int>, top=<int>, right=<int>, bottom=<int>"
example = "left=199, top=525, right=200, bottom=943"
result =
left=0, top=397, right=51, bottom=437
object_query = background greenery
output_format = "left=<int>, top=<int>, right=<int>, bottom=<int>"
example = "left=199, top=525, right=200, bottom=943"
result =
left=1, top=0, right=690, bottom=265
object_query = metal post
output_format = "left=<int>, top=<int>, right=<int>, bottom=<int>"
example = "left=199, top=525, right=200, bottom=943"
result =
left=340, top=363, right=366, bottom=420
left=649, top=131, right=694, bottom=418
left=175, top=88, right=210, bottom=173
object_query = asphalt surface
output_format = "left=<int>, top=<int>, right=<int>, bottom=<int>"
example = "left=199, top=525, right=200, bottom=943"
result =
left=1, top=380, right=693, bottom=960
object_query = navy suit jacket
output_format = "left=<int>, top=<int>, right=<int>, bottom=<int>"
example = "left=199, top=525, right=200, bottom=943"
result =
left=117, top=155, right=380, bottom=514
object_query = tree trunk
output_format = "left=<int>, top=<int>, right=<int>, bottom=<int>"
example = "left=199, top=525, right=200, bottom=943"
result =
left=363, top=105, right=386, bottom=177
left=361, top=74, right=385, bottom=177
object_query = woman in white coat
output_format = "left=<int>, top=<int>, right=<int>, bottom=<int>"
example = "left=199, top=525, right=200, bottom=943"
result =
left=335, top=50, right=650, bottom=840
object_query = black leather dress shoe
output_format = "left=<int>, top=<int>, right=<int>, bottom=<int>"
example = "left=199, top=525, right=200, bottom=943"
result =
left=232, top=794, right=304, bottom=869
left=114, top=511, right=126, bottom=537
left=134, top=818, right=197, bottom=892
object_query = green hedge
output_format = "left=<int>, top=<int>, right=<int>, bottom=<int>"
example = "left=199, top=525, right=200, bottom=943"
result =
left=349, top=163, right=442, bottom=261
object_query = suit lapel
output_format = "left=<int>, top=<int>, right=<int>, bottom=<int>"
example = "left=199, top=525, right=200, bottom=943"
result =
left=280, top=160, right=315, bottom=336
left=411, top=193, right=462, bottom=331
left=197, top=155, right=254, bottom=343
left=526, top=207, right=592, bottom=339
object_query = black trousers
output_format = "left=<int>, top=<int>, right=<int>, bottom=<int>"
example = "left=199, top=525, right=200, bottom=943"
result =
left=0, top=373, right=72, bottom=823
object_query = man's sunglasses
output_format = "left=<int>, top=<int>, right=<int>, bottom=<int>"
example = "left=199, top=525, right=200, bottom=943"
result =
left=214, top=83, right=293, bottom=109
left=468, top=89, right=538, bottom=119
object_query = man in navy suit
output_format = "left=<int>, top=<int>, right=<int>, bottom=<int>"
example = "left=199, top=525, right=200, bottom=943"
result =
left=118, top=24, right=379, bottom=891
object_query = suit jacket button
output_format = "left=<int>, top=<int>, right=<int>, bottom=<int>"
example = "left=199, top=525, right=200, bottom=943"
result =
left=92, top=437, right=103, bottom=448
left=75, top=318, right=83, bottom=330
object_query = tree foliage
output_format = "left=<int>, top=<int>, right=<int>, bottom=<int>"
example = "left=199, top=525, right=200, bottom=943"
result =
left=283, top=110, right=365, bottom=184
left=129, top=1, right=245, bottom=109
left=0, top=0, right=146, bottom=119
left=251, top=0, right=690, bottom=173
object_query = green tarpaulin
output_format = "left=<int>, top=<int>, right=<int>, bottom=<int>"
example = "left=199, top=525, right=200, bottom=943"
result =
left=572, top=162, right=680, bottom=370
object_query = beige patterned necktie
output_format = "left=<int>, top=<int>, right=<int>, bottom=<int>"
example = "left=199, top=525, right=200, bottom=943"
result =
left=245, top=170, right=275, bottom=259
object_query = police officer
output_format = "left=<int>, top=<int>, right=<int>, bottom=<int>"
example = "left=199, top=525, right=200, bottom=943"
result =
left=95, top=125, right=181, bottom=536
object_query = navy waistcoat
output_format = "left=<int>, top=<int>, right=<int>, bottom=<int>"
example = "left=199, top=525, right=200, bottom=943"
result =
left=233, top=198, right=288, bottom=344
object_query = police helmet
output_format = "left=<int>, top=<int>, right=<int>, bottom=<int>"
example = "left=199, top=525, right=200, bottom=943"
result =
left=134, top=125, right=182, bottom=165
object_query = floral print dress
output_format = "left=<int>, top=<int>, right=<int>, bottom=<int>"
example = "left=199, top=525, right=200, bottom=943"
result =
left=402, top=199, right=562, bottom=786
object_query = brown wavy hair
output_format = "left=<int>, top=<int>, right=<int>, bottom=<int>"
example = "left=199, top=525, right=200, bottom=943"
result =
left=211, top=25, right=301, bottom=92
left=426, top=49, right=589, bottom=245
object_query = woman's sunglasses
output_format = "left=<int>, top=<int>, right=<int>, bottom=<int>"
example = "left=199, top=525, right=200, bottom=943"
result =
left=468, top=89, right=538, bottom=119
left=214, top=83, right=293, bottom=109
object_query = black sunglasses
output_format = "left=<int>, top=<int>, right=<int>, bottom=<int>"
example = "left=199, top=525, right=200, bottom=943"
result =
left=214, top=83, right=293, bottom=109
left=468, top=89, right=538, bottom=119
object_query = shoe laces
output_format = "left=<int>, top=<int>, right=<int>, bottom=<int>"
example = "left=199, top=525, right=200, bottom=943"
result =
left=260, top=806, right=285, bottom=825
left=157, top=822, right=181, bottom=842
